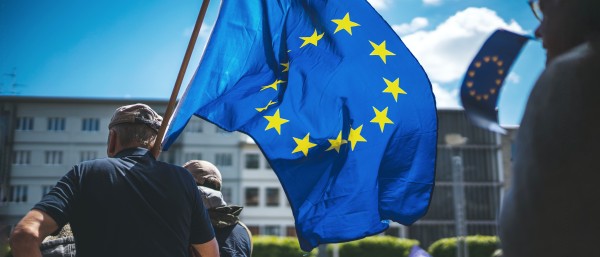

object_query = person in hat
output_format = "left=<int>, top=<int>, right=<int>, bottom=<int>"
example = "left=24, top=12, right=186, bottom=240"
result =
left=10, top=104, right=219, bottom=257
left=183, top=160, right=252, bottom=257
left=499, top=0, right=600, bottom=256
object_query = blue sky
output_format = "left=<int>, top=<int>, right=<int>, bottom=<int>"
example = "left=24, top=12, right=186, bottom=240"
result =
left=0, top=0, right=544, bottom=126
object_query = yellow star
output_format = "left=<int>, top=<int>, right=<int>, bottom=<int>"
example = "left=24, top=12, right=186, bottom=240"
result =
left=326, top=131, right=347, bottom=153
left=255, top=100, right=277, bottom=112
left=261, top=79, right=286, bottom=91
left=382, top=77, right=407, bottom=102
left=370, top=107, right=394, bottom=133
left=264, top=109, right=289, bottom=135
left=281, top=62, right=289, bottom=72
left=331, top=13, right=360, bottom=35
left=369, top=40, right=395, bottom=63
left=300, top=29, right=324, bottom=48
left=292, top=133, right=317, bottom=156
left=348, top=125, right=367, bottom=151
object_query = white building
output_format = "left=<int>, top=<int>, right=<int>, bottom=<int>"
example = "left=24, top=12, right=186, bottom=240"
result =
left=0, top=96, right=299, bottom=238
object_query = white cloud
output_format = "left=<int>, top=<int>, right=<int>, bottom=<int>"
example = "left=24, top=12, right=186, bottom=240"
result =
left=367, top=0, right=392, bottom=10
left=400, top=7, right=525, bottom=84
left=431, top=83, right=461, bottom=109
left=392, top=17, right=429, bottom=36
left=507, top=72, right=521, bottom=84
left=431, top=82, right=461, bottom=109
left=423, top=0, right=442, bottom=6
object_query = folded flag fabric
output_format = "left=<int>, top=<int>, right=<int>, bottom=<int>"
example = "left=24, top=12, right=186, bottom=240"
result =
left=460, top=29, right=530, bottom=134
left=164, top=0, right=437, bottom=251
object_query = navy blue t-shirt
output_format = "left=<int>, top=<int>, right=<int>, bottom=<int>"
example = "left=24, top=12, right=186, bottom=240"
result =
left=34, top=148, right=214, bottom=257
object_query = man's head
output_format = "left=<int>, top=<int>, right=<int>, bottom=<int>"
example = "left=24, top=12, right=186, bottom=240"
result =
left=534, top=0, right=600, bottom=63
left=107, top=103, right=163, bottom=156
left=183, top=160, right=223, bottom=191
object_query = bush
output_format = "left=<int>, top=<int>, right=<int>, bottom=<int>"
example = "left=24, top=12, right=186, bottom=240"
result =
left=252, top=236, right=316, bottom=257
left=338, top=236, right=419, bottom=257
left=428, top=235, right=499, bottom=257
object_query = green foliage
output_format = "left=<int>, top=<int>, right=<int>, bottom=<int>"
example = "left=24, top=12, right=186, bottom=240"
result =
left=252, top=236, right=317, bottom=257
left=428, top=235, right=499, bottom=257
left=338, top=236, right=419, bottom=257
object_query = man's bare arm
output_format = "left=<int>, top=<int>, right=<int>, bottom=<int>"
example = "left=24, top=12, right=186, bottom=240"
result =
left=9, top=210, right=59, bottom=257
left=191, top=238, right=219, bottom=257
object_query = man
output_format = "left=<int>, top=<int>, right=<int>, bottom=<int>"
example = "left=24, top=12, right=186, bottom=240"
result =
left=499, top=0, right=600, bottom=256
left=9, top=104, right=219, bottom=257
left=183, top=160, right=252, bottom=257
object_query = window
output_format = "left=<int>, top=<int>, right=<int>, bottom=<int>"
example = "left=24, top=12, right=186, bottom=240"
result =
left=184, top=153, right=203, bottom=163
left=47, top=117, right=66, bottom=131
left=286, top=226, right=297, bottom=237
left=215, top=153, right=232, bottom=167
left=2, top=185, right=28, bottom=203
left=221, top=187, right=232, bottom=203
left=79, top=151, right=97, bottom=162
left=247, top=226, right=259, bottom=236
left=45, top=151, right=63, bottom=165
left=263, top=225, right=280, bottom=236
left=266, top=187, right=279, bottom=207
left=265, top=158, right=271, bottom=169
left=16, top=117, right=33, bottom=131
left=12, top=150, right=31, bottom=165
left=81, top=118, right=100, bottom=132
left=245, top=153, right=259, bottom=169
left=187, top=119, right=204, bottom=133
left=245, top=187, right=259, bottom=206
left=41, top=185, right=54, bottom=197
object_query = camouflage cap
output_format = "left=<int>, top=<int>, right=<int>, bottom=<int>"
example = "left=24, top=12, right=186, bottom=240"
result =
left=108, top=103, right=162, bottom=132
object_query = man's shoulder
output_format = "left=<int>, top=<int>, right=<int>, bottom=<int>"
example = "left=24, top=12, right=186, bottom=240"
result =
left=156, top=160, right=191, bottom=175
left=71, top=157, right=116, bottom=174
left=546, top=39, right=600, bottom=77
left=533, top=39, right=599, bottom=103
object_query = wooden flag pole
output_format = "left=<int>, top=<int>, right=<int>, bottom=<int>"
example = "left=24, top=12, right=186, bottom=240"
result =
left=151, top=0, right=211, bottom=158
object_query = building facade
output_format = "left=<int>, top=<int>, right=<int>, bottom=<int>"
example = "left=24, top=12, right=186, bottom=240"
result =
left=400, top=110, right=512, bottom=247
left=0, top=96, right=514, bottom=248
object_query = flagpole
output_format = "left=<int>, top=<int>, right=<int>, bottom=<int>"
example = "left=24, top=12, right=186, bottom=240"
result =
left=151, top=0, right=211, bottom=158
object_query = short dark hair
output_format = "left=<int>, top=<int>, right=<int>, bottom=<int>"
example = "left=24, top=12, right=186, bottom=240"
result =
left=112, top=123, right=157, bottom=149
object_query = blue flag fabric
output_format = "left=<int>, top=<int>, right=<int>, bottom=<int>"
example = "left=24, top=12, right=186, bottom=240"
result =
left=408, top=245, right=432, bottom=257
left=460, top=29, right=530, bottom=134
left=164, top=0, right=437, bottom=250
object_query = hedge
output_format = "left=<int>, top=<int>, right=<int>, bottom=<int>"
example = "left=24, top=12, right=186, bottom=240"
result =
left=337, top=236, right=419, bottom=257
left=253, top=236, right=317, bottom=257
left=428, top=235, right=499, bottom=257
left=253, top=235, right=420, bottom=257
left=3, top=235, right=426, bottom=257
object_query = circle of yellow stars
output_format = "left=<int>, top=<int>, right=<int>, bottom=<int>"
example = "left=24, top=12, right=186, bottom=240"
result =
left=466, top=55, right=505, bottom=101
left=253, top=11, right=409, bottom=157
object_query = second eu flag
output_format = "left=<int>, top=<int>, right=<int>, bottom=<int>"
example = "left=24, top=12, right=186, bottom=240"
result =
left=460, top=29, right=530, bottom=134
left=164, top=0, right=438, bottom=250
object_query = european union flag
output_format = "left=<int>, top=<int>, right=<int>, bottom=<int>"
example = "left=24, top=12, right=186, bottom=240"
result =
left=164, top=0, right=437, bottom=250
left=460, top=29, right=530, bottom=134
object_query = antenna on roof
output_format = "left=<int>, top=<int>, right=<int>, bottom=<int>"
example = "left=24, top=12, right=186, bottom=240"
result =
left=1, top=67, right=26, bottom=94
